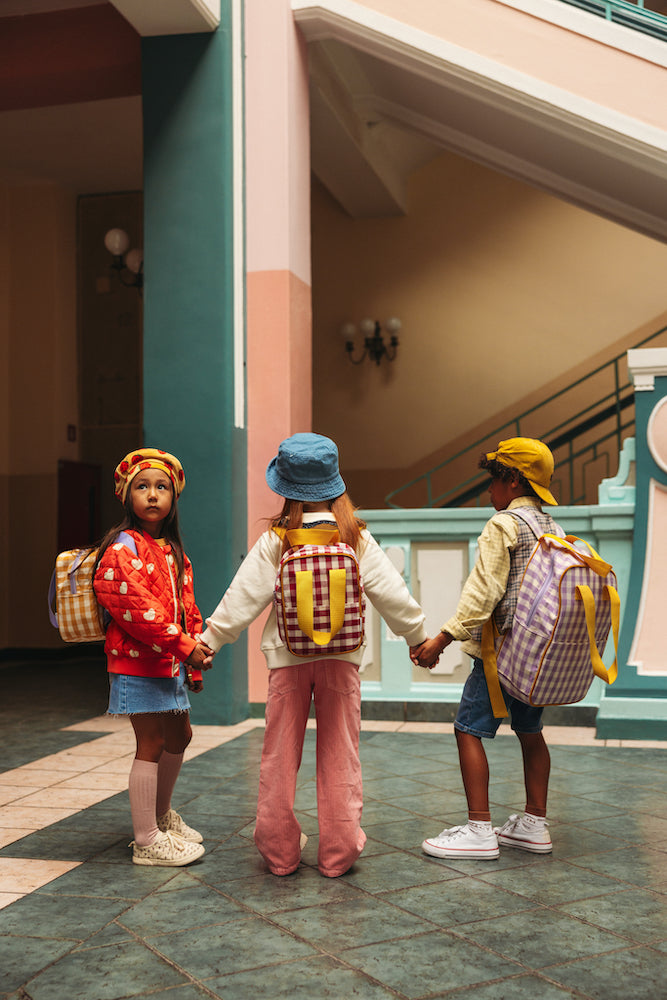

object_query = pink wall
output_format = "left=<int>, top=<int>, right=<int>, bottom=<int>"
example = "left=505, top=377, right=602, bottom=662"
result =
left=245, top=2, right=313, bottom=702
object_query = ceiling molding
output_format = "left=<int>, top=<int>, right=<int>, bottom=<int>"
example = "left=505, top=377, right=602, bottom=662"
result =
left=109, top=0, right=219, bottom=36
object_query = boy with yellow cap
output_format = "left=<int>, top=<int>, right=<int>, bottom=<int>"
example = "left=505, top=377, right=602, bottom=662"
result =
left=414, top=438, right=558, bottom=859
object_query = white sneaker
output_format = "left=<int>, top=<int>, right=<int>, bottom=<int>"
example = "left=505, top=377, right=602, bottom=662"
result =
left=131, top=830, right=205, bottom=867
left=422, top=824, right=499, bottom=860
left=157, top=808, right=203, bottom=844
left=494, top=814, right=552, bottom=854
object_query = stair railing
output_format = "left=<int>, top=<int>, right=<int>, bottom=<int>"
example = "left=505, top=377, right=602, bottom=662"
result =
left=385, top=324, right=667, bottom=509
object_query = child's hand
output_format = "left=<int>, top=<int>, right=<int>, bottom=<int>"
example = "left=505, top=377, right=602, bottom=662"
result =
left=184, top=642, right=213, bottom=668
left=412, top=633, right=451, bottom=669
left=201, top=650, right=215, bottom=670
left=185, top=671, right=204, bottom=693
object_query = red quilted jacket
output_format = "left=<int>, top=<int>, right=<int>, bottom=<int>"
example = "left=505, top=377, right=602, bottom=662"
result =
left=94, top=529, right=204, bottom=680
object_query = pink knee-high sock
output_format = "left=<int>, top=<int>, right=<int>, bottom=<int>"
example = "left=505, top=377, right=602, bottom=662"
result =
left=156, top=750, right=184, bottom=818
left=128, top=759, right=159, bottom=846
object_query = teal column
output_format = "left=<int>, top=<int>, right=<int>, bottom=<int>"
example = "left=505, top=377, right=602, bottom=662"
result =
left=597, top=349, right=667, bottom=739
left=142, top=19, right=248, bottom=724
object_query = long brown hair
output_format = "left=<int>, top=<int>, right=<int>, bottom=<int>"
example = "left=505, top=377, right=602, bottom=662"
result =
left=94, top=493, right=186, bottom=594
left=271, top=492, right=366, bottom=555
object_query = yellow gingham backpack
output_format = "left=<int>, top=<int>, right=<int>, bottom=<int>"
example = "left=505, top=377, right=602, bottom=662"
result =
left=48, top=531, right=137, bottom=642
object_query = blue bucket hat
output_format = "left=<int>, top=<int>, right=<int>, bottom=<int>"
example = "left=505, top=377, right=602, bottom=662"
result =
left=266, top=433, right=346, bottom=502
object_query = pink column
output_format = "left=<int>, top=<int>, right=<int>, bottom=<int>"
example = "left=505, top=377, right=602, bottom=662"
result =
left=245, top=1, right=312, bottom=703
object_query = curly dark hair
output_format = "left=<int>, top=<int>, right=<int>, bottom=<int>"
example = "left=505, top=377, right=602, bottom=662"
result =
left=478, top=455, right=540, bottom=500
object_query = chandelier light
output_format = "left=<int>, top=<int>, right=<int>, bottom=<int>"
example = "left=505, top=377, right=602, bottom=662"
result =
left=340, top=317, right=401, bottom=365
left=104, top=228, right=143, bottom=293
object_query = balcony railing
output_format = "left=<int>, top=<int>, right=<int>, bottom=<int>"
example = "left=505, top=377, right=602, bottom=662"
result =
left=558, top=0, right=667, bottom=40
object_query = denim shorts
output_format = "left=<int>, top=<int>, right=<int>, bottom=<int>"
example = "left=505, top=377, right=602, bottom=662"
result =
left=454, top=659, right=543, bottom=738
left=108, top=665, right=191, bottom=715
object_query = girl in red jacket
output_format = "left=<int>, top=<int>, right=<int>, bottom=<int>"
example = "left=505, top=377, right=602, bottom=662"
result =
left=94, top=448, right=211, bottom=867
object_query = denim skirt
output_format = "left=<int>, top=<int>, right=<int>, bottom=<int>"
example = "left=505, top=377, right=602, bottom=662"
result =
left=108, top=664, right=191, bottom=715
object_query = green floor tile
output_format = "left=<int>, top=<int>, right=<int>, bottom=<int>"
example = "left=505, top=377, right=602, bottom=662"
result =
left=454, top=908, right=630, bottom=969
left=150, top=915, right=317, bottom=979
left=269, top=894, right=428, bottom=950
left=19, top=940, right=188, bottom=1000
left=206, top=954, right=397, bottom=999
left=343, top=928, right=522, bottom=997
left=545, top=945, right=667, bottom=1000
left=557, top=887, right=667, bottom=944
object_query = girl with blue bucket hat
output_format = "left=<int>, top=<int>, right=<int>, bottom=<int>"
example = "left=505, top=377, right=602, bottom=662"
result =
left=201, top=433, right=429, bottom=877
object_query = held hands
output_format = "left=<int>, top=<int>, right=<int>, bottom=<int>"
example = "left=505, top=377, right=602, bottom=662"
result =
left=183, top=641, right=215, bottom=693
left=410, top=631, right=453, bottom=670
left=184, top=641, right=215, bottom=669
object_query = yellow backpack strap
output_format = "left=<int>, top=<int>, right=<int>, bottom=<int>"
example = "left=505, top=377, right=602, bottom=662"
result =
left=285, top=527, right=340, bottom=547
left=481, top=618, right=509, bottom=718
left=295, top=567, right=347, bottom=645
left=575, top=584, right=620, bottom=685
left=550, top=534, right=612, bottom=577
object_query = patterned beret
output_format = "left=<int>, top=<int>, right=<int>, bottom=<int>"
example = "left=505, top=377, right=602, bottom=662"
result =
left=114, top=448, right=185, bottom=503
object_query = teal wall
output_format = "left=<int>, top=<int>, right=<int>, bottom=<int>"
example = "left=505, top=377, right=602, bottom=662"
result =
left=142, top=19, right=248, bottom=724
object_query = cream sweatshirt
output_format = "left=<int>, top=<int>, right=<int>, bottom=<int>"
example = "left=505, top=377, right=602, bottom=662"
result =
left=201, top=512, right=428, bottom=669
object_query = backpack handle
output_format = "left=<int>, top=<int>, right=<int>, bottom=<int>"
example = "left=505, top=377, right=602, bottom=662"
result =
left=575, top=583, right=620, bottom=685
left=285, top=528, right=340, bottom=548
left=295, top=568, right=346, bottom=645
left=541, top=533, right=612, bottom=578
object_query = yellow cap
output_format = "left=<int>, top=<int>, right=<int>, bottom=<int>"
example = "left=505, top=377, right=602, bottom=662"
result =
left=486, top=437, right=557, bottom=505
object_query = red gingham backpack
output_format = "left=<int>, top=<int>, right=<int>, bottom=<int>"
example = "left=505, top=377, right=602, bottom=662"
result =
left=481, top=507, right=620, bottom=717
left=274, top=527, right=365, bottom=659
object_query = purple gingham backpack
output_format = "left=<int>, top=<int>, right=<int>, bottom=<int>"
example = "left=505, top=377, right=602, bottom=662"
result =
left=481, top=508, right=620, bottom=716
left=274, top=527, right=365, bottom=659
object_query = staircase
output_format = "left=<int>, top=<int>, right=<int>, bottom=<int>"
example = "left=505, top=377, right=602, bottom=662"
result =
left=385, top=324, right=667, bottom=509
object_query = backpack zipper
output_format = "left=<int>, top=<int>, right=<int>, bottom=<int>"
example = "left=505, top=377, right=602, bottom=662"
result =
left=524, top=555, right=555, bottom=629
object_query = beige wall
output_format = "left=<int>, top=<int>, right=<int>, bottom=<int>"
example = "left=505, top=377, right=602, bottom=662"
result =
left=311, top=152, right=667, bottom=506
left=0, top=181, right=78, bottom=647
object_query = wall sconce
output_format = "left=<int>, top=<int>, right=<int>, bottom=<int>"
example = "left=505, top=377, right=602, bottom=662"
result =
left=340, top=317, right=401, bottom=365
left=104, top=228, right=143, bottom=293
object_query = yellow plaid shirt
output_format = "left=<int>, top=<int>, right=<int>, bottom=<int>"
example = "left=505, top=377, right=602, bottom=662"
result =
left=442, top=497, right=545, bottom=658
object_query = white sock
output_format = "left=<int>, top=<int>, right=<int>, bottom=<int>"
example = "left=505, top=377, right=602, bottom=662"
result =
left=468, top=819, right=493, bottom=834
left=523, top=812, right=546, bottom=828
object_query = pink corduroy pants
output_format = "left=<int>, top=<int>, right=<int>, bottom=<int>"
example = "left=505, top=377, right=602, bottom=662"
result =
left=254, top=659, right=366, bottom=878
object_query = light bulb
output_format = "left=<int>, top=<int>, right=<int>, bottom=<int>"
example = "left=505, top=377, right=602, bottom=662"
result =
left=125, top=248, right=143, bottom=274
left=104, top=228, right=130, bottom=257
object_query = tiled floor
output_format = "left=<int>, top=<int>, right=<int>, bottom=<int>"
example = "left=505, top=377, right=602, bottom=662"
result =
left=2, top=662, right=667, bottom=999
